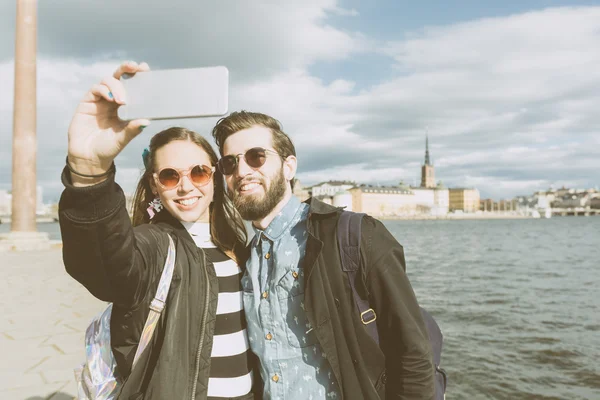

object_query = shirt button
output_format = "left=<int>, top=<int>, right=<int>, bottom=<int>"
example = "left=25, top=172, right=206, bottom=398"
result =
left=272, top=374, right=279, bottom=382
left=265, top=253, right=271, bottom=259
left=262, top=291, right=268, bottom=299
left=292, top=271, right=299, bottom=279
left=266, top=333, right=273, bottom=340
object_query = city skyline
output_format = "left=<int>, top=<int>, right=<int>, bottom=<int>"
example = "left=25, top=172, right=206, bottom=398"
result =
left=1, top=1, right=599, bottom=202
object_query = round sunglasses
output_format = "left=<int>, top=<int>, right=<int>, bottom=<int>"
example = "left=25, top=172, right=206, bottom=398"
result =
left=217, top=147, right=282, bottom=176
left=153, top=164, right=215, bottom=190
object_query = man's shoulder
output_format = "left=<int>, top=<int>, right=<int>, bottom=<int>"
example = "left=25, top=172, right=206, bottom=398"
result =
left=304, top=197, right=341, bottom=216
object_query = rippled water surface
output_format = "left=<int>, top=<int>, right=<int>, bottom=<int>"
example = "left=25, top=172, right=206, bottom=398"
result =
left=3, top=218, right=598, bottom=399
left=383, top=218, right=600, bottom=400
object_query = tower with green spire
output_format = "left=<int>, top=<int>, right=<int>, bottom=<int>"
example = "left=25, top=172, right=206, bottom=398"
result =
left=420, top=134, right=435, bottom=188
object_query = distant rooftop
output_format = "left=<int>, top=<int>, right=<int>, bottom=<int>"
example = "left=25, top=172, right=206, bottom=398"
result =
left=311, top=180, right=356, bottom=187
left=353, top=185, right=413, bottom=194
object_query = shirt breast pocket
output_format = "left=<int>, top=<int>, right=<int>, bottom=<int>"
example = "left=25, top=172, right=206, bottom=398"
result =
left=241, top=272, right=253, bottom=293
left=276, top=268, right=317, bottom=348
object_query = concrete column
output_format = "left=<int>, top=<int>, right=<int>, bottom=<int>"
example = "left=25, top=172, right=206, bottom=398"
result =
left=11, top=0, right=37, bottom=232
left=1, top=0, right=49, bottom=251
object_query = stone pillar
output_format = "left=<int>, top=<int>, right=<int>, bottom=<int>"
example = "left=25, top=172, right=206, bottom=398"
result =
left=0, top=0, right=50, bottom=251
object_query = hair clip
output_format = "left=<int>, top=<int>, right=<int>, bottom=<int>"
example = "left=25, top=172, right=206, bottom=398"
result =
left=142, top=148, right=150, bottom=169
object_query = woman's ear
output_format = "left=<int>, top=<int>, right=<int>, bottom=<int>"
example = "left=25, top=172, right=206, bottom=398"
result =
left=148, top=175, right=158, bottom=196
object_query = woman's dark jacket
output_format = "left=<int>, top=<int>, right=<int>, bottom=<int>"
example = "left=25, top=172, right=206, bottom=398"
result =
left=58, top=168, right=258, bottom=400
left=289, top=198, right=435, bottom=399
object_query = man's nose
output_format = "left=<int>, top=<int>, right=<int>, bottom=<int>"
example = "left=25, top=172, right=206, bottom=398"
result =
left=234, top=156, right=254, bottom=177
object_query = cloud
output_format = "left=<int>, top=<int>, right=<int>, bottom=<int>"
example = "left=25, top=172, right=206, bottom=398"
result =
left=227, top=7, right=600, bottom=197
left=1, top=0, right=366, bottom=200
left=0, top=0, right=365, bottom=81
left=1, top=4, right=599, bottom=202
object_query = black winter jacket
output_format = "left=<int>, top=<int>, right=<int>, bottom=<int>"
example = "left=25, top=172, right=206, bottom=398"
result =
left=58, top=168, right=259, bottom=400
left=291, top=198, right=435, bottom=399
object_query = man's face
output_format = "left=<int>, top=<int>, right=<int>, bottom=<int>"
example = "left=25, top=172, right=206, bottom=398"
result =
left=222, top=126, right=289, bottom=221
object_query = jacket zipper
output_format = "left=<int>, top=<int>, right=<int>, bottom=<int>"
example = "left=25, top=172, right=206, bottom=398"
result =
left=191, top=249, right=210, bottom=399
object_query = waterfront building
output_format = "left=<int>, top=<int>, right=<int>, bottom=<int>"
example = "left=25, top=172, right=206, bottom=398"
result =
left=534, top=191, right=555, bottom=209
left=349, top=185, right=415, bottom=217
left=413, top=136, right=449, bottom=215
left=310, top=180, right=355, bottom=197
left=332, top=190, right=353, bottom=211
left=432, top=187, right=450, bottom=215
left=0, top=190, right=10, bottom=216
left=292, top=178, right=310, bottom=202
left=449, top=188, right=480, bottom=213
left=552, top=191, right=592, bottom=208
left=411, top=186, right=449, bottom=216
left=0, top=187, right=46, bottom=216
left=480, top=198, right=494, bottom=212
left=36, top=185, right=46, bottom=215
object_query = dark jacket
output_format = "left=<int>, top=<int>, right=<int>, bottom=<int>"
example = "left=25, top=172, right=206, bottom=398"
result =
left=296, top=198, right=435, bottom=399
left=58, top=168, right=259, bottom=400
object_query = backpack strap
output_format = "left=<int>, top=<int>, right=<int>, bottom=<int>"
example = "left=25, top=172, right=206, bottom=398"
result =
left=338, top=212, right=447, bottom=396
left=337, top=211, right=380, bottom=345
left=132, top=234, right=177, bottom=366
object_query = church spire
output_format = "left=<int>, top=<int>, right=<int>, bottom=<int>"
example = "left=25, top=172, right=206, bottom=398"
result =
left=420, top=130, right=435, bottom=188
left=424, top=134, right=431, bottom=166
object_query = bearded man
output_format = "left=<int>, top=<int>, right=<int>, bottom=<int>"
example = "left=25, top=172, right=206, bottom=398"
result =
left=211, top=111, right=435, bottom=400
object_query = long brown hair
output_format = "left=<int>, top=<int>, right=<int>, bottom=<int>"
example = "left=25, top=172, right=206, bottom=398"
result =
left=131, top=127, right=247, bottom=259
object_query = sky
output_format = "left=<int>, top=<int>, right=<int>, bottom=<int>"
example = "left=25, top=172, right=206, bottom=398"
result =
left=1, top=0, right=599, bottom=202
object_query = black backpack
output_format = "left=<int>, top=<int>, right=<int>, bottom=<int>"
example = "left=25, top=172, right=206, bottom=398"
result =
left=337, top=211, right=447, bottom=399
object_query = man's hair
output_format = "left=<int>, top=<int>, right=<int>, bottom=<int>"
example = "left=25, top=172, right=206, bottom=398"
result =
left=211, top=111, right=296, bottom=159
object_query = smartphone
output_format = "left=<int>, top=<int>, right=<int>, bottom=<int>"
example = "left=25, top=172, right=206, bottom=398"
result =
left=118, top=66, right=229, bottom=120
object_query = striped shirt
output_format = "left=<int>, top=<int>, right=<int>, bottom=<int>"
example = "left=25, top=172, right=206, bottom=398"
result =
left=182, top=221, right=253, bottom=399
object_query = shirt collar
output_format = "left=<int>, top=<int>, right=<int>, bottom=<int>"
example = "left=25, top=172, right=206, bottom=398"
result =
left=252, top=195, right=302, bottom=242
left=181, top=221, right=212, bottom=245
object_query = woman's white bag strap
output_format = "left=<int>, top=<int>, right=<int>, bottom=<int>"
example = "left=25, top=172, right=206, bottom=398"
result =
left=74, top=234, right=177, bottom=400
left=132, top=234, right=176, bottom=366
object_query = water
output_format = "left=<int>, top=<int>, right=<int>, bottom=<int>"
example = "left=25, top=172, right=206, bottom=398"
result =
left=383, top=218, right=600, bottom=400
left=0, top=221, right=62, bottom=240
left=2, top=218, right=598, bottom=399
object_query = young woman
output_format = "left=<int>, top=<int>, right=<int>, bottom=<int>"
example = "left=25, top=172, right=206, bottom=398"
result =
left=59, top=61, right=258, bottom=399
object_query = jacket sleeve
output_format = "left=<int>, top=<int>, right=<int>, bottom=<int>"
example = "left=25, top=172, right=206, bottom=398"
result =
left=362, top=216, right=435, bottom=400
left=58, top=166, right=163, bottom=309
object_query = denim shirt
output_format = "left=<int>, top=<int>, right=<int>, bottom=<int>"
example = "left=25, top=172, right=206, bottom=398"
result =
left=242, top=196, right=340, bottom=399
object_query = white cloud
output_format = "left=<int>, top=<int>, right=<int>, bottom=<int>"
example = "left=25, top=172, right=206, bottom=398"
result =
left=1, top=4, right=599, bottom=202
left=1, top=0, right=367, bottom=79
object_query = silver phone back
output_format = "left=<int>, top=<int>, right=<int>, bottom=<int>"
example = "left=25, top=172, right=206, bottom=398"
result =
left=118, top=66, right=229, bottom=120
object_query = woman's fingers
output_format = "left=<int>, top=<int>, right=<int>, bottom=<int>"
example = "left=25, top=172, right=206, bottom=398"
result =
left=113, top=60, right=151, bottom=79
left=100, top=76, right=127, bottom=105
left=138, top=62, right=150, bottom=72
left=88, top=84, right=115, bottom=102
left=113, top=61, right=139, bottom=80
left=118, top=119, right=152, bottom=145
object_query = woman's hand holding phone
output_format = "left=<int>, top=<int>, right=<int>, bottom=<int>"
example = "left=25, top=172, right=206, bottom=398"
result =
left=67, top=61, right=151, bottom=186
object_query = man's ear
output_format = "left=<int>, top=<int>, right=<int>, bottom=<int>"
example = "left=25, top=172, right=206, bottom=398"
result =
left=283, top=155, right=297, bottom=183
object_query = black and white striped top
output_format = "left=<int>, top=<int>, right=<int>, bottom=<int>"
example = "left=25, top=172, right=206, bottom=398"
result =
left=182, top=221, right=253, bottom=399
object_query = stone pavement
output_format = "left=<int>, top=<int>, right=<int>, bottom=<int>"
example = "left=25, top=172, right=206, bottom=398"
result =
left=1, top=248, right=106, bottom=400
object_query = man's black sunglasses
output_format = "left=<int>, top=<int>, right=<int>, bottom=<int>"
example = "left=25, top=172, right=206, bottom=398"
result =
left=217, top=147, right=282, bottom=176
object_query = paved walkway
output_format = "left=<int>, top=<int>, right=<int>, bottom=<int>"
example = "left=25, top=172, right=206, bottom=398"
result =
left=1, top=248, right=106, bottom=400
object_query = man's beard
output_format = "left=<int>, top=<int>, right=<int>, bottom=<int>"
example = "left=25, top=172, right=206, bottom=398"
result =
left=233, top=167, right=287, bottom=221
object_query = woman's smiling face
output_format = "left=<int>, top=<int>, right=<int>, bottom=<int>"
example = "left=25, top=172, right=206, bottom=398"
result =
left=150, top=140, right=214, bottom=222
